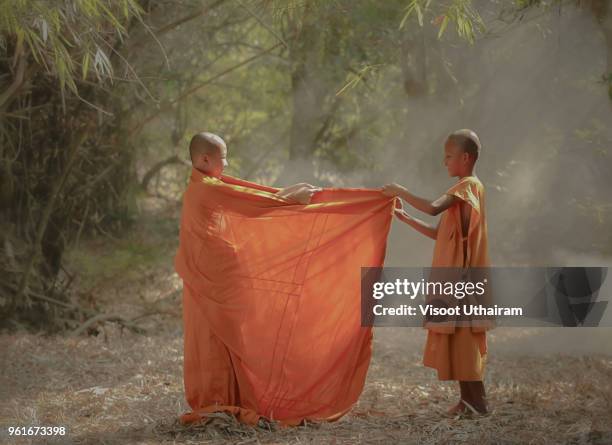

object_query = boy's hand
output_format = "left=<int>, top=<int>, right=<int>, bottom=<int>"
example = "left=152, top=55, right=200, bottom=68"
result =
left=290, top=186, right=321, bottom=204
left=393, top=198, right=408, bottom=219
left=382, top=183, right=406, bottom=197
left=394, top=207, right=407, bottom=219
left=277, top=183, right=317, bottom=197
left=280, top=185, right=322, bottom=204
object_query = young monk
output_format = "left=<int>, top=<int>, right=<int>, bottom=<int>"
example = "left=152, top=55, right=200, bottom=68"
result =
left=381, top=129, right=490, bottom=415
left=188, top=132, right=320, bottom=203
left=178, top=132, right=322, bottom=424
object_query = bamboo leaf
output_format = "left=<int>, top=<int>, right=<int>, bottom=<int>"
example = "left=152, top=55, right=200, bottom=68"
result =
left=415, top=2, right=423, bottom=26
left=438, top=15, right=449, bottom=39
left=82, top=52, right=90, bottom=79
left=41, top=19, right=48, bottom=43
left=399, top=2, right=416, bottom=30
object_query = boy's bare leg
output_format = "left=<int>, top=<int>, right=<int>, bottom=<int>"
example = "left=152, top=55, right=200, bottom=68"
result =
left=447, top=381, right=488, bottom=415
left=461, top=381, right=488, bottom=414
left=447, top=382, right=469, bottom=414
left=467, top=381, right=488, bottom=413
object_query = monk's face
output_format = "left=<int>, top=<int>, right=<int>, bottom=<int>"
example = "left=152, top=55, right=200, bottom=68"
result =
left=201, top=145, right=228, bottom=177
left=443, top=141, right=469, bottom=177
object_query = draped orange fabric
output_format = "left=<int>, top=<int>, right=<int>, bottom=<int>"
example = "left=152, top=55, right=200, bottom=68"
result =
left=431, top=175, right=490, bottom=271
left=422, top=175, right=493, bottom=381
left=175, top=168, right=395, bottom=425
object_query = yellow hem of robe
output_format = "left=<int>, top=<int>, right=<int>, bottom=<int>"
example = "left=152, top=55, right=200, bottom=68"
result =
left=423, top=327, right=487, bottom=381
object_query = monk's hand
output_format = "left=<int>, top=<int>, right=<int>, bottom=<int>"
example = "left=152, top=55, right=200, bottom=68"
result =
left=394, top=206, right=406, bottom=218
left=392, top=198, right=406, bottom=218
left=277, top=183, right=317, bottom=197
left=382, top=183, right=406, bottom=197
left=295, top=182, right=316, bottom=189
left=284, top=185, right=322, bottom=204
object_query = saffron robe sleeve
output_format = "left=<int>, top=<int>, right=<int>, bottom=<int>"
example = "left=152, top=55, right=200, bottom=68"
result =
left=175, top=168, right=395, bottom=425
left=422, top=175, right=494, bottom=381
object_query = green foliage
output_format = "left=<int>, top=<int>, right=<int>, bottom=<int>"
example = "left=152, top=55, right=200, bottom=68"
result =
left=514, top=0, right=551, bottom=10
left=66, top=216, right=176, bottom=287
left=400, top=0, right=433, bottom=28
left=4, top=0, right=608, bottom=328
left=400, top=0, right=486, bottom=43
left=0, top=0, right=142, bottom=98
left=335, top=64, right=384, bottom=97
left=0, top=0, right=145, bottom=326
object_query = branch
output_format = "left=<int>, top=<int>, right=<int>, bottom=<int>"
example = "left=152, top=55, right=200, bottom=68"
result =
left=140, top=154, right=184, bottom=191
left=130, top=40, right=285, bottom=134
left=0, top=45, right=27, bottom=110
left=71, top=312, right=146, bottom=336
left=313, top=95, right=342, bottom=148
left=12, top=122, right=93, bottom=310
left=236, top=0, right=288, bottom=49
left=153, top=0, right=228, bottom=37
left=242, top=128, right=289, bottom=180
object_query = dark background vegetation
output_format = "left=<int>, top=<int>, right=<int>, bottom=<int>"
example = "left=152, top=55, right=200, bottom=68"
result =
left=1, top=0, right=611, bottom=330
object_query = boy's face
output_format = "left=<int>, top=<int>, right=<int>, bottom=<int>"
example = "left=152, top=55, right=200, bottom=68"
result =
left=201, top=145, right=228, bottom=177
left=443, top=141, right=468, bottom=177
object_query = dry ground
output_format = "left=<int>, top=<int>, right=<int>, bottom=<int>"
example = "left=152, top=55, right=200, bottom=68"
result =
left=2, top=216, right=611, bottom=444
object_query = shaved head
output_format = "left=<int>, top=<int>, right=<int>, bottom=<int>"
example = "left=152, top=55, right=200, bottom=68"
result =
left=189, top=132, right=227, bottom=164
left=446, top=129, right=481, bottom=162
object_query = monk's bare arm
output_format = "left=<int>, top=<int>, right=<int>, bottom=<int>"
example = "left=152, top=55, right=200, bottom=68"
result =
left=394, top=208, right=440, bottom=240
left=382, top=184, right=458, bottom=216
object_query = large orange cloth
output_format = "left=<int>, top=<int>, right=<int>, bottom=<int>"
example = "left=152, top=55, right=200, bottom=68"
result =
left=422, top=175, right=493, bottom=381
left=175, top=168, right=395, bottom=425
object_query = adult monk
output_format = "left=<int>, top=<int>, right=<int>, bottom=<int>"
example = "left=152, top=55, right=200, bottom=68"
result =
left=175, top=132, right=394, bottom=426
left=382, top=129, right=492, bottom=415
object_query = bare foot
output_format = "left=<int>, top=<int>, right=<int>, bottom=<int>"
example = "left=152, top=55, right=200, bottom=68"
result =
left=461, top=399, right=489, bottom=416
left=446, top=400, right=467, bottom=415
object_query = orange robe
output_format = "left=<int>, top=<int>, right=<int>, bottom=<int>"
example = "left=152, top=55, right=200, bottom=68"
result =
left=175, top=168, right=395, bottom=425
left=422, top=175, right=493, bottom=381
